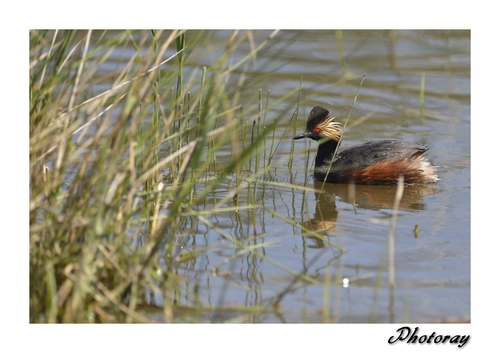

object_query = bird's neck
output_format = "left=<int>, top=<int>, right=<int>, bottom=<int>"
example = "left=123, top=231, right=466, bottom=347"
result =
left=315, top=139, right=340, bottom=168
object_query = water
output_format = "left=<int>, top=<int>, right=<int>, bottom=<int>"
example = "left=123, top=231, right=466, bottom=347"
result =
left=149, top=30, right=470, bottom=322
left=57, top=30, right=469, bottom=323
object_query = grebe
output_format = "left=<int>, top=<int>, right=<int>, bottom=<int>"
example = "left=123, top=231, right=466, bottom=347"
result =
left=293, top=106, right=438, bottom=185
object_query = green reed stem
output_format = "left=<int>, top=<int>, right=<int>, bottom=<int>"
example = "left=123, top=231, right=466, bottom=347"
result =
left=262, top=89, right=271, bottom=169
left=419, top=71, right=426, bottom=122
left=388, top=175, right=404, bottom=322
left=288, top=77, right=302, bottom=168
left=267, top=117, right=277, bottom=166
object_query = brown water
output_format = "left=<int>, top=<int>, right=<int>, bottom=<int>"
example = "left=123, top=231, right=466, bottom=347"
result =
left=87, top=30, right=469, bottom=323
left=146, top=30, right=469, bottom=323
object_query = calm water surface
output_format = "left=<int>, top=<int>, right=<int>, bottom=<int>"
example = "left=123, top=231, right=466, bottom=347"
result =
left=98, top=30, right=469, bottom=323
left=148, top=30, right=469, bottom=323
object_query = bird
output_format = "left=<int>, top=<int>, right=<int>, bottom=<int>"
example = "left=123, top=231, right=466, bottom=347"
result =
left=293, top=106, right=438, bottom=185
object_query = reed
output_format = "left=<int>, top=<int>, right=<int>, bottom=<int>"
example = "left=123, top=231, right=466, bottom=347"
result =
left=419, top=71, right=426, bottom=122
left=30, top=30, right=345, bottom=323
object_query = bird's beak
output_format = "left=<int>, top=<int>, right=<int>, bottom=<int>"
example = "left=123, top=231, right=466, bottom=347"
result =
left=293, top=132, right=308, bottom=140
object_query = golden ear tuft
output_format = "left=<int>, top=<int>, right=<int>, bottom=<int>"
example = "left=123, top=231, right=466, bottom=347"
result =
left=317, top=115, right=342, bottom=141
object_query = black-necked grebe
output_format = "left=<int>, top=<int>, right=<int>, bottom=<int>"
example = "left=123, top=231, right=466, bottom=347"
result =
left=293, top=106, right=438, bottom=185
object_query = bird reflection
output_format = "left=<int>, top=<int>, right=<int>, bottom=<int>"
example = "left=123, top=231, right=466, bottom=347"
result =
left=300, top=180, right=440, bottom=247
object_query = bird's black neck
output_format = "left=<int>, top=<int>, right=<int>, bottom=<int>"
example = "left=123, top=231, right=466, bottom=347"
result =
left=315, top=139, right=340, bottom=169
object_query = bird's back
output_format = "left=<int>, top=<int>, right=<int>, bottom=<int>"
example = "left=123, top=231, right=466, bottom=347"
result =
left=315, top=140, right=437, bottom=185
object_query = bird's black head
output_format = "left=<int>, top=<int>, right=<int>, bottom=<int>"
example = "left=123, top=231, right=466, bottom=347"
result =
left=293, top=106, right=342, bottom=142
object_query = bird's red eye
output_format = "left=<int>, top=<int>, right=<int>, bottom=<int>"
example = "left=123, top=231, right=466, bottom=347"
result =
left=313, top=127, right=321, bottom=133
